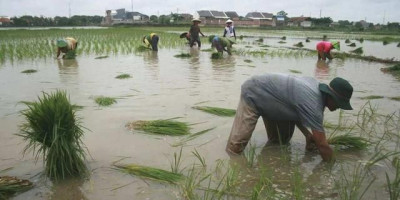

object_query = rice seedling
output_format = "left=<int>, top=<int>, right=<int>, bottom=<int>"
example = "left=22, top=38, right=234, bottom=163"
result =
left=244, top=59, right=252, bottom=63
left=174, top=53, right=191, bottom=58
left=115, top=73, right=131, bottom=79
left=281, top=36, right=286, bottom=40
left=345, top=39, right=351, bottom=43
left=170, top=147, right=184, bottom=173
left=289, top=69, right=302, bottom=74
left=294, top=42, right=304, bottom=48
left=171, top=128, right=215, bottom=147
left=259, top=44, right=270, bottom=48
left=136, top=45, right=150, bottom=52
left=305, top=37, right=310, bottom=42
left=291, top=161, right=305, bottom=200
left=211, top=52, right=223, bottom=59
left=245, top=45, right=253, bottom=48
left=65, top=50, right=77, bottom=59
left=244, top=143, right=257, bottom=167
left=386, top=157, right=400, bottom=200
left=95, top=55, right=109, bottom=59
left=201, top=48, right=213, bottom=52
left=327, top=134, right=368, bottom=150
left=322, top=35, right=327, bottom=41
left=0, top=176, right=33, bottom=199
left=21, top=69, right=37, bottom=74
left=278, top=41, right=286, bottom=44
left=94, top=96, right=117, bottom=106
left=239, top=35, right=244, bottom=40
left=18, top=90, right=88, bottom=181
left=350, top=47, right=363, bottom=55
left=389, top=96, right=400, bottom=101
left=250, top=167, right=275, bottom=200
left=127, top=119, right=190, bottom=136
left=383, top=40, right=390, bottom=45
left=360, top=95, right=384, bottom=100
left=114, top=163, right=184, bottom=184
left=255, top=38, right=263, bottom=43
left=192, top=149, right=206, bottom=168
left=348, top=43, right=356, bottom=47
left=358, top=38, right=364, bottom=43
left=192, top=106, right=236, bottom=117
left=397, top=42, right=400, bottom=47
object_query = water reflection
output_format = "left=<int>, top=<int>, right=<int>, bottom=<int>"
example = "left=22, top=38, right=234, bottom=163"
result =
left=143, top=51, right=159, bottom=68
left=50, top=178, right=87, bottom=200
left=314, top=60, right=330, bottom=80
left=57, top=59, right=79, bottom=84
left=189, top=48, right=200, bottom=66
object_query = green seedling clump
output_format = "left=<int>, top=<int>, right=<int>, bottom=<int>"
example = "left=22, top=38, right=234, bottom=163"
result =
left=255, top=38, right=264, bottom=42
left=95, top=96, right=117, bottom=106
left=289, top=69, right=302, bottom=74
left=192, top=106, right=236, bottom=117
left=136, top=45, right=150, bottom=52
left=348, top=43, right=356, bottom=47
left=360, top=95, right=384, bottom=100
left=239, top=35, right=244, bottom=40
left=328, top=134, right=368, bottom=150
left=211, top=52, right=223, bottom=59
left=305, top=38, right=310, bottom=42
left=345, top=39, right=351, bottom=43
left=358, top=38, right=364, bottom=43
left=389, top=96, right=400, bottom=101
left=95, top=55, right=109, bottom=59
left=127, top=119, right=190, bottom=136
left=174, top=53, right=191, bottom=58
left=21, top=69, right=37, bottom=74
left=0, top=176, right=33, bottom=199
left=322, top=35, right=327, bottom=40
left=259, top=44, right=270, bottom=48
left=244, top=59, right=252, bottom=63
left=114, top=164, right=184, bottom=184
left=397, top=42, right=400, bottom=47
left=18, top=90, right=88, bottom=181
left=115, top=74, right=131, bottom=79
left=281, top=36, right=286, bottom=40
left=294, top=42, right=304, bottom=48
left=278, top=41, right=286, bottom=44
left=65, top=50, right=76, bottom=59
left=350, top=47, right=363, bottom=55
left=201, top=48, right=213, bottom=52
left=383, top=40, right=389, bottom=45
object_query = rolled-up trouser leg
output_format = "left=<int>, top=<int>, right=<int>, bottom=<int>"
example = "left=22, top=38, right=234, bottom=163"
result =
left=262, top=117, right=295, bottom=145
left=226, top=97, right=260, bottom=154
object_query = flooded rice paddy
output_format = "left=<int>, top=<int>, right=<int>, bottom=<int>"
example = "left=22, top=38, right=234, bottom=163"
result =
left=1, top=27, right=400, bottom=199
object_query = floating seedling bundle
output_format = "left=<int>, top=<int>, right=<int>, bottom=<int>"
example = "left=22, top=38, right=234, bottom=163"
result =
left=0, top=176, right=33, bottom=199
left=294, top=42, right=304, bottom=48
left=65, top=50, right=77, bottom=59
left=305, top=37, right=310, bottom=42
left=281, top=36, right=286, bottom=40
left=345, top=39, right=351, bottom=43
left=127, top=119, right=190, bottom=136
left=18, top=91, right=88, bottom=181
left=360, top=95, right=384, bottom=100
left=114, top=164, right=184, bottom=184
left=115, top=74, right=131, bottom=79
left=255, top=38, right=264, bottom=42
left=95, top=55, right=109, bottom=59
left=95, top=96, right=117, bottom=106
left=383, top=40, right=389, bottom=45
left=136, top=45, right=150, bottom=52
left=328, top=134, right=368, bottom=150
left=211, top=52, right=223, bottom=59
left=348, top=43, right=356, bottom=47
left=192, top=106, right=236, bottom=117
left=21, top=69, right=37, bottom=74
left=174, top=53, right=191, bottom=58
left=350, top=47, right=363, bottom=55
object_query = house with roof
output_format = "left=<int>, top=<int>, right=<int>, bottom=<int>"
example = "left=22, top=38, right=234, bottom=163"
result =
left=288, top=17, right=312, bottom=27
left=102, top=8, right=149, bottom=25
left=193, top=10, right=229, bottom=25
left=245, top=12, right=275, bottom=26
left=0, top=16, right=11, bottom=26
left=225, top=11, right=239, bottom=21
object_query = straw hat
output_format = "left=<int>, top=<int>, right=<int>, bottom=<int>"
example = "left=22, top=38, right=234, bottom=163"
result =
left=192, top=18, right=201, bottom=22
left=319, top=77, right=353, bottom=110
left=226, top=19, right=233, bottom=24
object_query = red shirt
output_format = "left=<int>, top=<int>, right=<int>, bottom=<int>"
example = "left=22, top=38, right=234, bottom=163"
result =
left=316, top=41, right=333, bottom=53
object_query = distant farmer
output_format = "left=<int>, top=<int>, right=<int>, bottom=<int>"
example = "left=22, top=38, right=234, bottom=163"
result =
left=143, top=33, right=159, bottom=51
left=226, top=73, right=354, bottom=162
left=316, top=41, right=340, bottom=60
left=209, top=35, right=235, bottom=55
left=223, top=19, right=236, bottom=40
left=188, top=18, right=205, bottom=48
left=56, top=37, right=78, bottom=59
left=180, top=32, right=191, bottom=44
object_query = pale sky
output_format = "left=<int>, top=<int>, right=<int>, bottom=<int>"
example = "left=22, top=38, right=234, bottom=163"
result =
left=1, top=0, right=399, bottom=24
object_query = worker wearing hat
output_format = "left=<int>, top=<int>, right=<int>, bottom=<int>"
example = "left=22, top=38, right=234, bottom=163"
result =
left=209, top=35, right=235, bottom=55
left=56, top=37, right=78, bottom=59
left=226, top=73, right=353, bottom=162
left=223, top=19, right=236, bottom=40
left=188, top=18, right=205, bottom=48
left=143, top=33, right=159, bottom=51
left=316, top=41, right=340, bottom=60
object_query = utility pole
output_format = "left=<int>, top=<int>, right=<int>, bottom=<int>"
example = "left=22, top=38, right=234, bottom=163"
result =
left=383, top=10, right=386, bottom=24
left=131, top=0, right=133, bottom=12
left=319, top=9, right=321, bottom=18
left=68, top=1, right=71, bottom=18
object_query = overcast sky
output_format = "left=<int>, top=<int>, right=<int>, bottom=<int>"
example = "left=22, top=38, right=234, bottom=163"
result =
left=1, top=0, right=399, bottom=24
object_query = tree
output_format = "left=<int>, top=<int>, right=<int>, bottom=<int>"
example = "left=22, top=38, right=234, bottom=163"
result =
left=277, top=10, right=288, bottom=17
left=150, top=15, right=158, bottom=23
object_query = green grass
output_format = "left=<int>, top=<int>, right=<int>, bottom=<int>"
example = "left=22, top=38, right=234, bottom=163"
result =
left=289, top=69, right=302, bottom=74
left=115, top=74, right=131, bottom=79
left=192, top=106, right=236, bottom=117
left=21, top=69, right=37, bottom=74
left=360, top=95, right=384, bottom=100
left=201, top=48, right=213, bottom=52
left=350, top=47, right=363, bottom=55
left=0, top=176, right=33, bottom=199
left=114, top=164, right=184, bottom=184
left=328, top=134, right=368, bottom=150
left=127, top=119, right=190, bottom=136
left=18, top=90, right=88, bottom=181
left=94, top=96, right=117, bottom=106
left=174, top=53, right=191, bottom=58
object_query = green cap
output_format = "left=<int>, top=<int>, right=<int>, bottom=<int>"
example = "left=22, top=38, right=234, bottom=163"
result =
left=208, top=35, right=216, bottom=43
left=319, top=77, right=353, bottom=110
left=332, top=41, right=340, bottom=51
left=57, top=39, right=67, bottom=48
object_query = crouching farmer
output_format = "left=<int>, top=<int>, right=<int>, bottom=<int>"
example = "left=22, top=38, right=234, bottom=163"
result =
left=226, top=73, right=354, bottom=162
left=143, top=33, right=159, bottom=51
left=56, top=37, right=78, bottom=59
left=209, top=35, right=235, bottom=55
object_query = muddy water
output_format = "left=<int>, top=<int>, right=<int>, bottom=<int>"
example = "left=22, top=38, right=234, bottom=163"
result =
left=1, top=42, right=400, bottom=199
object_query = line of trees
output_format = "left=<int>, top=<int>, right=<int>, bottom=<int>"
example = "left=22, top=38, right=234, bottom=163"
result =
left=7, top=15, right=103, bottom=27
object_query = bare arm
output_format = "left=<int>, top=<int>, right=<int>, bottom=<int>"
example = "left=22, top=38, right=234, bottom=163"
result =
left=312, top=129, right=334, bottom=162
left=56, top=48, right=61, bottom=58
left=295, top=122, right=315, bottom=151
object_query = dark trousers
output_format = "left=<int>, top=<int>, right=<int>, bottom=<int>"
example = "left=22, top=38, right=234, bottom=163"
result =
left=190, top=36, right=201, bottom=48
left=151, top=35, right=159, bottom=51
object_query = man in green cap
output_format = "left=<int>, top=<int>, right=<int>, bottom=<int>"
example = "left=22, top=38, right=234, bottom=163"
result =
left=209, top=35, right=235, bottom=55
left=226, top=73, right=353, bottom=162
left=56, top=37, right=78, bottom=59
left=316, top=41, right=340, bottom=60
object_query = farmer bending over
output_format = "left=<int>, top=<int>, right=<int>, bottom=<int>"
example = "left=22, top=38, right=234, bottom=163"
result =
left=209, top=35, right=235, bottom=55
left=316, top=41, right=340, bottom=60
left=226, top=73, right=354, bottom=162
left=56, top=37, right=78, bottom=59
left=180, top=32, right=191, bottom=44
left=143, top=33, right=159, bottom=51
left=188, top=18, right=205, bottom=48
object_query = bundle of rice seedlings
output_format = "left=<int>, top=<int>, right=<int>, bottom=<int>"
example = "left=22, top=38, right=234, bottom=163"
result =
left=389, top=96, right=400, bottom=101
left=360, top=95, right=384, bottom=100
left=259, top=44, right=270, bottom=48
left=327, top=134, right=368, bottom=150
left=94, top=96, right=117, bottom=106
left=65, top=50, right=76, bottom=59
left=192, top=106, right=236, bottom=117
left=322, top=35, right=327, bottom=40
left=383, top=40, right=389, bottom=45
left=114, top=164, right=184, bottom=184
left=358, top=38, right=364, bottom=43
left=136, top=45, right=150, bottom=52
left=174, top=53, right=191, bottom=58
left=350, top=47, right=363, bottom=55
left=244, top=59, right=252, bottom=63
left=305, top=37, right=310, bottom=42
left=0, top=176, right=33, bottom=198
left=294, top=42, right=304, bottom=48
left=95, top=55, right=109, bottom=59
left=239, top=35, right=244, bottom=40
left=18, top=90, right=88, bottom=181
left=201, top=48, right=213, bottom=52
left=345, top=39, right=351, bottom=43
left=127, top=119, right=190, bottom=136
left=281, top=36, right=286, bottom=40
left=348, top=43, right=356, bottom=47
left=397, top=42, right=400, bottom=47
left=211, top=52, right=223, bottom=59
left=278, top=41, right=286, bottom=44
left=289, top=69, right=302, bottom=74
left=21, top=69, right=37, bottom=74
left=115, top=74, right=131, bottom=79
left=255, top=38, right=263, bottom=42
